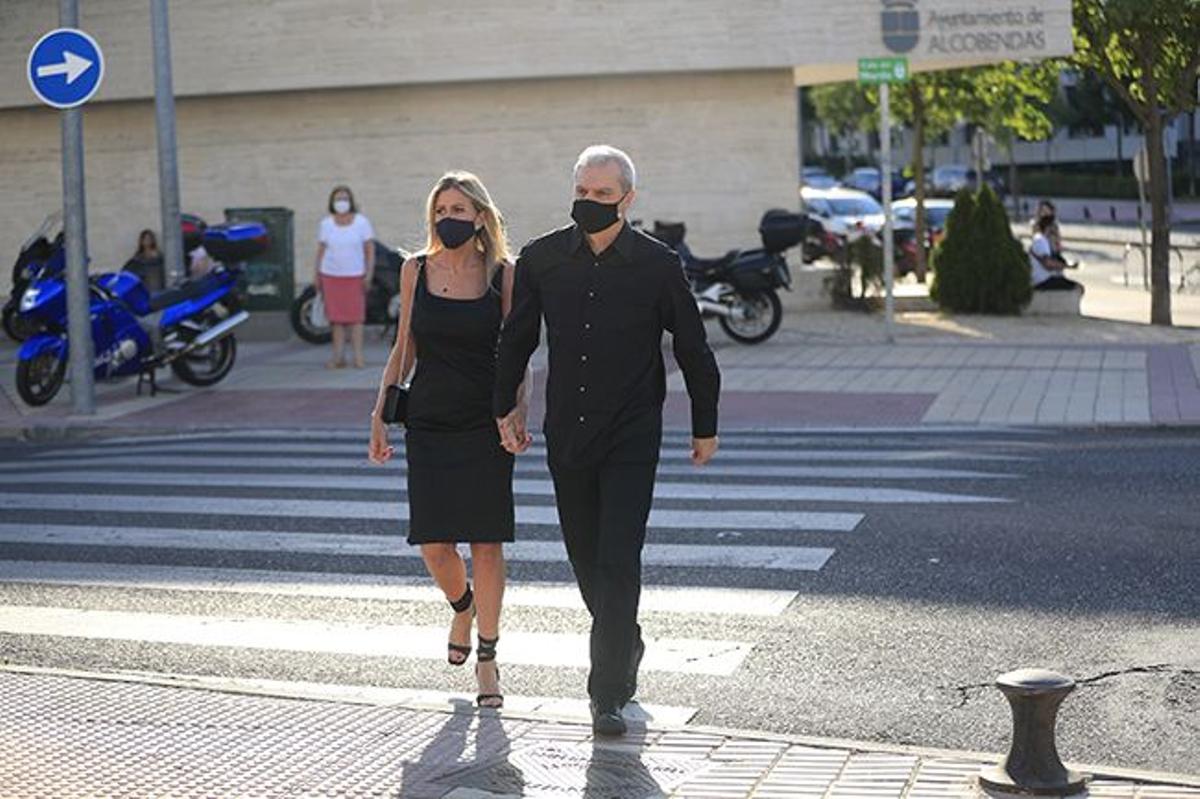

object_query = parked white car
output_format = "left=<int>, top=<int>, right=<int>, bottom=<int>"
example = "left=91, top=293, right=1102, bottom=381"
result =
left=801, top=187, right=886, bottom=239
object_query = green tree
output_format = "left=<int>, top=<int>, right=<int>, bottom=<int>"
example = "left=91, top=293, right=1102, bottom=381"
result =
left=886, top=71, right=965, bottom=280
left=1072, top=0, right=1200, bottom=325
left=810, top=82, right=877, bottom=173
left=952, top=61, right=1061, bottom=219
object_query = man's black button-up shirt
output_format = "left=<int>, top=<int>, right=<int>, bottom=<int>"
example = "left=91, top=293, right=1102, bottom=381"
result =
left=494, top=222, right=720, bottom=461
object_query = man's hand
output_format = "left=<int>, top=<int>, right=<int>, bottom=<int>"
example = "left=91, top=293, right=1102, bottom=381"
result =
left=692, top=436, right=719, bottom=466
left=496, top=407, right=533, bottom=454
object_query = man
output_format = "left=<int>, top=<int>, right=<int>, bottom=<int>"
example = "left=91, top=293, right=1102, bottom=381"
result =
left=494, top=145, right=720, bottom=736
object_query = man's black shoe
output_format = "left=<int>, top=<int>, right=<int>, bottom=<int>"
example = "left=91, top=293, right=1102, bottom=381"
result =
left=590, top=700, right=627, bottom=737
left=619, top=637, right=645, bottom=706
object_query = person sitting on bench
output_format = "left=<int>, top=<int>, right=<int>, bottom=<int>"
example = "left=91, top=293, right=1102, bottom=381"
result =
left=1029, top=216, right=1083, bottom=293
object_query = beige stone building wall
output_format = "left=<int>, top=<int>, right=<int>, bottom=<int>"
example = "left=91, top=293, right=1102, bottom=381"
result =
left=0, top=0, right=1073, bottom=295
left=0, top=70, right=798, bottom=293
left=0, top=0, right=1075, bottom=107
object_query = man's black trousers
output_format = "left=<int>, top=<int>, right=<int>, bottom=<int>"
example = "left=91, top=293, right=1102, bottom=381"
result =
left=549, top=427, right=659, bottom=706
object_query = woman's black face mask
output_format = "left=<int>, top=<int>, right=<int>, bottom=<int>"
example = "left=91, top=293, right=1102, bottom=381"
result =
left=571, top=193, right=627, bottom=233
left=436, top=217, right=478, bottom=249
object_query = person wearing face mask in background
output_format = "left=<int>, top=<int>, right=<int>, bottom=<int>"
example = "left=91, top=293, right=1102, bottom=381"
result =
left=316, top=185, right=376, bottom=368
left=1032, top=200, right=1076, bottom=268
left=493, top=145, right=721, bottom=736
left=368, top=171, right=525, bottom=709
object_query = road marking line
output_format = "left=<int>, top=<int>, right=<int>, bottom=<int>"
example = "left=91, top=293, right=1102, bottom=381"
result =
left=7, top=471, right=1008, bottom=504
left=0, top=456, right=1018, bottom=480
left=0, top=605, right=752, bottom=676
left=0, top=525, right=837, bottom=571
left=0, top=561, right=799, bottom=616
left=0, top=493, right=863, bottom=531
left=27, top=442, right=1034, bottom=463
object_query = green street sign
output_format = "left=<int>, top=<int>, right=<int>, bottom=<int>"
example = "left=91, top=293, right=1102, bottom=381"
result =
left=859, top=57, right=909, bottom=84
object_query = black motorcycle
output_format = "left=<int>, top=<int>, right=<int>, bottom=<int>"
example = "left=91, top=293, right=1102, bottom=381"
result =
left=290, top=240, right=408, bottom=344
left=649, top=209, right=809, bottom=344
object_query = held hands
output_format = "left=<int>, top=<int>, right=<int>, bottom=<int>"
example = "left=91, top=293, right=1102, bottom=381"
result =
left=496, top=406, right=533, bottom=454
left=692, top=436, right=719, bottom=466
left=368, top=414, right=394, bottom=464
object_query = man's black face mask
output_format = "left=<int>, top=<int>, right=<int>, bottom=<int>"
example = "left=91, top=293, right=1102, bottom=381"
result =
left=572, top=193, right=627, bottom=234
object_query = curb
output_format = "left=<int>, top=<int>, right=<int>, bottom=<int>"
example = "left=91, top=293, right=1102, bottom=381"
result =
left=3, top=664, right=1198, bottom=790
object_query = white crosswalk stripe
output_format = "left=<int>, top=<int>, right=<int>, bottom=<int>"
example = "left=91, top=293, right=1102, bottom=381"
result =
left=0, top=429, right=1033, bottom=725
left=6, top=470, right=1011, bottom=504
left=0, top=525, right=837, bottom=571
left=0, top=454, right=1018, bottom=481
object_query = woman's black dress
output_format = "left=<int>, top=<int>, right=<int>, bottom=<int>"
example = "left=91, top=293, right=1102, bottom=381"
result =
left=404, top=259, right=514, bottom=544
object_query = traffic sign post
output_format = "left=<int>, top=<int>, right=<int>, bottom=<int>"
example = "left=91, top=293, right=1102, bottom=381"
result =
left=27, top=16, right=103, bottom=414
left=859, top=57, right=909, bottom=344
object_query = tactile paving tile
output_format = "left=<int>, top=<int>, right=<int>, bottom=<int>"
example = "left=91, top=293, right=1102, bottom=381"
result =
left=0, top=672, right=528, bottom=798
left=904, top=758, right=982, bottom=798
left=751, top=744, right=850, bottom=798
left=431, top=740, right=711, bottom=798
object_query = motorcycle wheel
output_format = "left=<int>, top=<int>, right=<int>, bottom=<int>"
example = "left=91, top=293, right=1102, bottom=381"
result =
left=290, top=286, right=333, bottom=345
left=2, top=304, right=40, bottom=342
left=16, top=351, right=66, bottom=406
left=719, top=290, right=782, bottom=345
left=170, top=335, right=237, bottom=386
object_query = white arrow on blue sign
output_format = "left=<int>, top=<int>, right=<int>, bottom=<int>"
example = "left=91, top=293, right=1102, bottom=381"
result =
left=27, top=28, right=105, bottom=109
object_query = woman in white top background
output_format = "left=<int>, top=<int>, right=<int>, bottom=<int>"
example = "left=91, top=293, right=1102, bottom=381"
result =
left=315, top=185, right=376, bottom=368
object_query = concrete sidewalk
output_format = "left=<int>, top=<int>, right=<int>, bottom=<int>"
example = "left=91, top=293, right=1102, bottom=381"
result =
left=3, top=310, right=1199, bottom=437
left=3, top=666, right=1198, bottom=799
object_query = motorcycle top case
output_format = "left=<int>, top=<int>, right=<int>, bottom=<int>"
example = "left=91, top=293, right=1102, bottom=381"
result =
left=202, top=222, right=270, bottom=263
left=758, top=209, right=809, bottom=254
left=95, top=271, right=152, bottom=316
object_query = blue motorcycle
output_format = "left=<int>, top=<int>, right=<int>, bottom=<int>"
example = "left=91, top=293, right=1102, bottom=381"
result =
left=13, top=217, right=268, bottom=406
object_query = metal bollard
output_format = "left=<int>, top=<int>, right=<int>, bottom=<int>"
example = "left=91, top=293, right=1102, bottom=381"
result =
left=978, top=669, right=1089, bottom=796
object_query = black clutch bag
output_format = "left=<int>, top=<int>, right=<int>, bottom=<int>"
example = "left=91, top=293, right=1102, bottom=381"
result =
left=382, top=383, right=408, bottom=425
left=380, top=256, right=423, bottom=426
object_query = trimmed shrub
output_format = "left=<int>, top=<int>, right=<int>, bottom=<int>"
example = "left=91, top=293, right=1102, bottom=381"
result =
left=930, top=186, right=1031, bottom=314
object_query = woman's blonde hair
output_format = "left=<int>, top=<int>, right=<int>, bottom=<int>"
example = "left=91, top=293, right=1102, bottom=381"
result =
left=422, top=171, right=511, bottom=272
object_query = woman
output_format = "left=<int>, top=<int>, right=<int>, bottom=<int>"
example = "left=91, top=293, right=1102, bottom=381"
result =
left=368, top=171, right=524, bottom=709
left=122, top=229, right=165, bottom=293
left=316, top=185, right=375, bottom=368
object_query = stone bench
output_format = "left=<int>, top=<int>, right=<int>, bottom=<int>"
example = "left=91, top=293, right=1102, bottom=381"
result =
left=1025, top=287, right=1082, bottom=316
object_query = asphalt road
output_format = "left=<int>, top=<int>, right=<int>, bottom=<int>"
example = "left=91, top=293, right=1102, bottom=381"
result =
left=0, top=427, right=1196, bottom=775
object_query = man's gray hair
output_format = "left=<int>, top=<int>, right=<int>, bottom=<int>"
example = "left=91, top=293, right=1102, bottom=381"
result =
left=574, top=145, right=637, bottom=193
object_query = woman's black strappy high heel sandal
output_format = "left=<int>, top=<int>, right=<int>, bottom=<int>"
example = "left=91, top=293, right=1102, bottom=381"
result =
left=447, top=586, right=474, bottom=666
left=475, top=635, right=503, bottom=709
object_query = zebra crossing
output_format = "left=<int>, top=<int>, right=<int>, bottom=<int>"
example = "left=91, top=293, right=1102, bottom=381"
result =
left=0, top=428, right=1033, bottom=724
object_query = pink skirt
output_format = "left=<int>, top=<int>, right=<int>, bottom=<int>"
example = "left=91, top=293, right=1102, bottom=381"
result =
left=320, top=274, right=366, bottom=324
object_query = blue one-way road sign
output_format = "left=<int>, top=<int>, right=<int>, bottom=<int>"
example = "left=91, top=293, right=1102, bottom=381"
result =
left=27, top=28, right=104, bottom=109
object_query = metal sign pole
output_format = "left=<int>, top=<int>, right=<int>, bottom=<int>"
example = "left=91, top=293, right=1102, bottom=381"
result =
left=151, top=0, right=185, bottom=287
left=881, top=82, right=895, bottom=344
left=59, top=0, right=95, bottom=415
